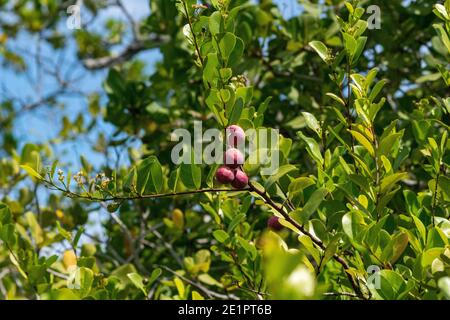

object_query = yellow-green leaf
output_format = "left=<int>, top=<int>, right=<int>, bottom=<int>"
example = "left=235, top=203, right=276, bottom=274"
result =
left=20, top=165, right=43, bottom=180
left=349, top=130, right=374, bottom=156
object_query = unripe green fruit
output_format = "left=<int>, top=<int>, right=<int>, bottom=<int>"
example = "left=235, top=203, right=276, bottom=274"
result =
left=107, top=202, right=120, bottom=213
left=215, top=166, right=235, bottom=184
left=231, top=169, right=248, bottom=189
left=81, top=243, right=97, bottom=257
left=224, top=148, right=244, bottom=168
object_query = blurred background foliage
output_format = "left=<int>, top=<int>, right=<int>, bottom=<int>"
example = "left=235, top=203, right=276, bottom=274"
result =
left=0, top=0, right=449, bottom=300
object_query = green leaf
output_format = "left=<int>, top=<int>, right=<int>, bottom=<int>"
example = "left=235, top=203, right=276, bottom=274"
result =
left=218, top=32, right=236, bottom=61
left=410, top=215, right=426, bottom=245
left=326, top=93, right=346, bottom=106
left=309, top=41, right=329, bottom=62
left=433, top=24, right=450, bottom=53
left=412, top=120, right=431, bottom=143
left=104, top=69, right=125, bottom=95
left=56, top=221, right=72, bottom=242
left=210, top=0, right=221, bottom=9
left=111, top=264, right=137, bottom=284
left=0, top=223, right=16, bottom=246
left=264, top=164, right=298, bottom=190
left=198, top=273, right=222, bottom=287
left=437, top=64, right=450, bottom=85
left=404, top=190, right=420, bottom=216
left=25, top=212, right=44, bottom=247
left=20, top=165, right=43, bottom=180
left=433, top=4, right=449, bottom=20
left=297, top=132, right=323, bottom=165
left=47, top=288, right=80, bottom=300
left=127, top=273, right=147, bottom=295
left=0, top=203, right=12, bottom=224
left=227, top=213, right=246, bottom=234
left=219, top=68, right=232, bottom=82
left=370, top=270, right=407, bottom=300
left=364, top=215, right=389, bottom=249
left=203, top=53, right=220, bottom=87
left=228, top=37, right=244, bottom=67
left=379, top=132, right=403, bottom=158
left=426, top=227, right=448, bottom=249
left=209, top=11, right=223, bottom=35
left=50, top=161, right=58, bottom=179
left=77, top=267, right=94, bottom=298
left=380, top=172, right=408, bottom=194
left=348, top=174, right=370, bottom=192
left=180, top=163, right=202, bottom=190
left=219, top=88, right=231, bottom=102
left=235, top=86, right=253, bottom=105
left=73, top=227, right=84, bottom=248
left=349, top=130, right=374, bottom=156
left=353, top=36, right=367, bottom=63
left=136, top=156, right=163, bottom=195
left=297, top=188, right=328, bottom=223
left=320, top=234, right=340, bottom=270
left=438, top=277, right=450, bottom=299
left=302, top=112, right=321, bottom=136
left=381, top=232, right=409, bottom=264
left=205, top=88, right=226, bottom=126
left=121, top=167, right=135, bottom=193
left=176, top=0, right=196, bottom=18
left=298, top=235, right=321, bottom=265
left=342, top=210, right=366, bottom=241
left=438, top=176, right=450, bottom=201
left=194, top=250, right=211, bottom=273
left=345, top=2, right=354, bottom=13
left=192, top=291, right=204, bottom=300
left=213, top=230, right=229, bottom=243
left=288, top=177, right=315, bottom=205
left=236, top=236, right=257, bottom=260
left=174, top=277, right=185, bottom=298
left=148, top=268, right=162, bottom=287
left=416, top=73, right=441, bottom=84
left=228, top=98, right=243, bottom=124
left=343, top=33, right=357, bottom=57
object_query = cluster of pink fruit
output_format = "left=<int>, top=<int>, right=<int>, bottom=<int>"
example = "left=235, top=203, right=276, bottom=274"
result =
left=215, top=125, right=249, bottom=189
left=215, top=125, right=283, bottom=231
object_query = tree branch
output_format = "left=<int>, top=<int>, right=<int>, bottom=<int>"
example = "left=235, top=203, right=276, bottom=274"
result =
left=158, top=265, right=239, bottom=300
left=44, top=180, right=251, bottom=202
left=247, top=181, right=365, bottom=299
left=82, top=35, right=169, bottom=70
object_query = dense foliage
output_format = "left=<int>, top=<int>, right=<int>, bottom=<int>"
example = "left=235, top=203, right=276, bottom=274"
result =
left=0, top=0, right=449, bottom=300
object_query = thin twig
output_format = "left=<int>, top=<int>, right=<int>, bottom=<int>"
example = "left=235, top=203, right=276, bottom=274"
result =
left=43, top=179, right=250, bottom=202
left=323, top=291, right=360, bottom=298
left=158, top=265, right=239, bottom=300
left=182, top=0, right=205, bottom=67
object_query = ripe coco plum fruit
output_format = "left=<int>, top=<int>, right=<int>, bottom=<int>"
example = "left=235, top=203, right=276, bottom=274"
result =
left=267, top=216, right=283, bottom=231
left=226, top=125, right=245, bottom=147
left=215, top=166, right=235, bottom=184
left=231, top=169, right=248, bottom=189
left=224, top=147, right=244, bottom=168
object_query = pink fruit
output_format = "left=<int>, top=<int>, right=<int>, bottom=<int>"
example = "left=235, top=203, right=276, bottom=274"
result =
left=215, top=166, right=235, bottom=184
left=267, top=216, right=283, bottom=231
left=231, top=169, right=248, bottom=189
left=226, top=125, right=245, bottom=147
left=224, top=148, right=244, bottom=168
